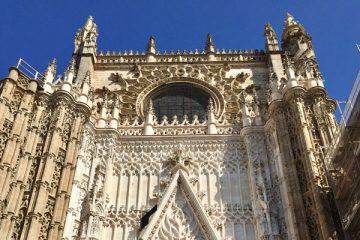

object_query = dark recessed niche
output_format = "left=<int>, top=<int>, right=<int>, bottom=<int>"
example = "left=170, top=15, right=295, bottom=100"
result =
left=150, top=84, right=210, bottom=122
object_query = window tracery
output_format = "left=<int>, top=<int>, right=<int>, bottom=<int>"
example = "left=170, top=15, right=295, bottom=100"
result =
left=150, top=84, right=211, bottom=122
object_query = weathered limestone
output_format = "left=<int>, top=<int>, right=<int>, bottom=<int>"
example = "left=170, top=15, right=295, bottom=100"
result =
left=0, top=14, right=344, bottom=240
left=241, top=126, right=280, bottom=240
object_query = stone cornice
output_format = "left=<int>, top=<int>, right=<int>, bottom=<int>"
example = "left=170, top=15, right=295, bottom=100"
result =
left=268, top=99, right=285, bottom=116
left=283, top=86, right=306, bottom=102
left=94, top=129, right=241, bottom=142
left=51, top=90, right=91, bottom=118
left=97, top=49, right=265, bottom=57
left=240, top=125, right=265, bottom=138
left=94, top=61, right=268, bottom=71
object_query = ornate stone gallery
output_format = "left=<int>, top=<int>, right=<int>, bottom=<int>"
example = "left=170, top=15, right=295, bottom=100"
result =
left=0, top=14, right=342, bottom=240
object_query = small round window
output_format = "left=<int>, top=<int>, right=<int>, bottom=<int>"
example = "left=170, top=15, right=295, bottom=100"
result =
left=150, top=84, right=210, bottom=121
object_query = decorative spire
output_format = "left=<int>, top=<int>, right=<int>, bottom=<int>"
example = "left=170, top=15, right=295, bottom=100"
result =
left=74, top=16, right=98, bottom=54
left=61, top=57, right=76, bottom=92
left=264, top=22, right=279, bottom=51
left=282, top=13, right=312, bottom=56
left=146, top=35, right=156, bottom=55
left=265, top=22, right=274, bottom=32
left=65, top=58, right=76, bottom=82
left=268, top=70, right=282, bottom=102
left=205, top=33, right=215, bottom=53
left=96, top=90, right=108, bottom=128
left=147, top=99, right=154, bottom=115
left=78, top=71, right=91, bottom=103
left=207, top=98, right=217, bottom=134
left=82, top=70, right=91, bottom=87
left=283, top=51, right=294, bottom=68
left=144, top=100, right=155, bottom=135
left=44, top=58, right=57, bottom=82
left=284, top=51, right=296, bottom=80
left=284, top=13, right=298, bottom=29
left=109, top=95, right=120, bottom=129
left=84, top=16, right=95, bottom=31
left=113, top=95, right=120, bottom=109
left=42, top=58, right=57, bottom=93
left=207, top=98, right=214, bottom=114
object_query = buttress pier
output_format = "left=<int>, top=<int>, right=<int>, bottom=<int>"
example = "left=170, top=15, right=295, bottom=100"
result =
left=0, top=14, right=343, bottom=240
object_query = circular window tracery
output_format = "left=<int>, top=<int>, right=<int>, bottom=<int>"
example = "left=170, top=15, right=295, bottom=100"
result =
left=149, top=84, right=211, bottom=121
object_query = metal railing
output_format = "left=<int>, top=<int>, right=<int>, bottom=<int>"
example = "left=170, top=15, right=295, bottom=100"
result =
left=16, top=58, right=45, bottom=85
left=340, top=69, right=360, bottom=127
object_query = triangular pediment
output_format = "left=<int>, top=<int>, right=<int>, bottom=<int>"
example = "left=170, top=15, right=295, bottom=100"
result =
left=139, top=170, right=220, bottom=240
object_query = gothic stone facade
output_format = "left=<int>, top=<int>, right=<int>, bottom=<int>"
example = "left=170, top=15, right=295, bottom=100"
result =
left=0, top=15, right=342, bottom=240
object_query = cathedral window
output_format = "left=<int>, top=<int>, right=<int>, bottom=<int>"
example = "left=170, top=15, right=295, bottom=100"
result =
left=150, top=84, right=210, bottom=121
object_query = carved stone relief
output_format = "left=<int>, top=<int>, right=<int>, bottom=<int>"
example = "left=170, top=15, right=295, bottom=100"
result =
left=63, top=125, right=263, bottom=240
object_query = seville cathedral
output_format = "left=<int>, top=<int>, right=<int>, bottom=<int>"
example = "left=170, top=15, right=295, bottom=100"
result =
left=0, top=14, right=349, bottom=240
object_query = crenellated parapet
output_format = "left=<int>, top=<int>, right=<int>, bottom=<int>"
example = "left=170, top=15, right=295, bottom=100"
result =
left=96, top=48, right=266, bottom=64
left=0, top=13, right=345, bottom=240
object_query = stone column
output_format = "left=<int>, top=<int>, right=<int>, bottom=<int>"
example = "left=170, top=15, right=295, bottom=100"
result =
left=289, top=92, right=336, bottom=240
left=0, top=79, right=39, bottom=239
left=20, top=99, right=68, bottom=240
left=207, top=99, right=217, bottom=134
left=109, top=97, right=120, bottom=129
left=0, top=79, right=38, bottom=202
left=268, top=101, right=308, bottom=240
left=144, top=100, right=154, bottom=135
left=0, top=68, right=19, bottom=129
left=97, top=94, right=108, bottom=128
left=241, top=126, right=280, bottom=240
left=0, top=96, right=45, bottom=239
left=47, top=111, right=88, bottom=239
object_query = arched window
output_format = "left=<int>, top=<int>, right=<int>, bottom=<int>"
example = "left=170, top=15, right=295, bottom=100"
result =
left=150, top=84, right=210, bottom=121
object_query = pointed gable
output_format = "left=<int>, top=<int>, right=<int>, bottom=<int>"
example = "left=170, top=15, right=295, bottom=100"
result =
left=139, top=170, right=221, bottom=240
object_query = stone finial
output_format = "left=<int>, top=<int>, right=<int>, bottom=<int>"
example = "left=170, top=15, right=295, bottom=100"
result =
left=264, top=23, right=279, bottom=52
left=44, top=58, right=57, bottom=83
left=146, top=35, right=157, bottom=62
left=113, top=95, right=120, bottom=109
left=61, top=58, right=76, bottom=92
left=102, top=91, right=108, bottom=109
left=55, top=74, right=63, bottom=84
left=284, top=13, right=298, bottom=29
left=283, top=52, right=294, bottom=68
left=97, top=92, right=108, bottom=128
left=240, top=92, right=252, bottom=127
left=207, top=98, right=217, bottom=134
left=65, top=58, right=76, bottom=82
left=74, top=16, right=98, bottom=54
left=110, top=95, right=120, bottom=129
left=147, top=35, right=156, bottom=55
left=205, top=33, right=215, bottom=53
left=283, top=52, right=298, bottom=88
left=144, top=100, right=155, bottom=135
left=207, top=98, right=214, bottom=114
left=282, top=13, right=312, bottom=58
left=147, top=99, right=154, bottom=115
left=78, top=71, right=92, bottom=104
left=268, top=71, right=282, bottom=101
left=283, top=51, right=296, bottom=79
left=82, top=71, right=91, bottom=87
left=265, top=22, right=274, bottom=33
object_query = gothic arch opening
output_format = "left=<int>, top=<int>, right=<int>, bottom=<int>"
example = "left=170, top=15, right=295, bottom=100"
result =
left=149, top=83, right=211, bottom=121
left=136, top=78, right=225, bottom=119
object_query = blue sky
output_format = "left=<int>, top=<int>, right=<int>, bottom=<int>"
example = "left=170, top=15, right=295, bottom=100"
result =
left=1, top=0, right=359, bottom=115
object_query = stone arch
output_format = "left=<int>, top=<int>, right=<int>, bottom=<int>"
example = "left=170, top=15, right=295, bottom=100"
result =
left=136, top=77, right=225, bottom=118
